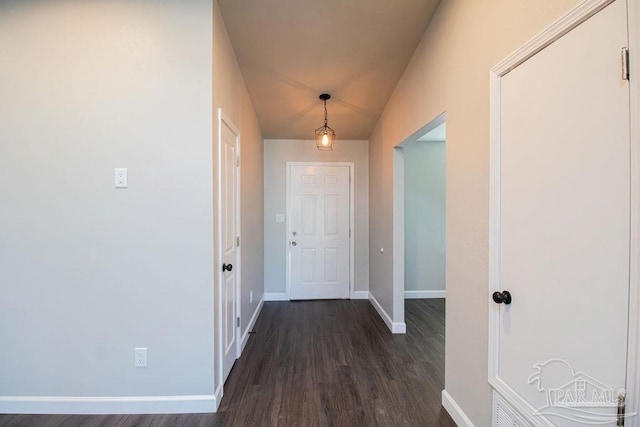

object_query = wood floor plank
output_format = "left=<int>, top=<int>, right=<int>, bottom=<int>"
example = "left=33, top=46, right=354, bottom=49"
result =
left=0, top=299, right=455, bottom=426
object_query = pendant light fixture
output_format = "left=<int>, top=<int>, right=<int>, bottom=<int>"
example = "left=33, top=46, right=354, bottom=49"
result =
left=315, top=93, right=335, bottom=151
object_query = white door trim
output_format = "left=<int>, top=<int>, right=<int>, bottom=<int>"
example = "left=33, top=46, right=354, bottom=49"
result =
left=233, top=121, right=242, bottom=360
left=285, top=162, right=355, bottom=299
left=488, top=0, right=638, bottom=424
left=216, top=108, right=241, bottom=396
left=627, top=0, right=640, bottom=420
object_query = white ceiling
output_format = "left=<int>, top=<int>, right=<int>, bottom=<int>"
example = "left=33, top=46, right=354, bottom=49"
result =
left=217, top=0, right=441, bottom=140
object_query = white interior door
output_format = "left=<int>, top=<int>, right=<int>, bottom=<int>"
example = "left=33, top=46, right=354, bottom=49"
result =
left=288, top=164, right=351, bottom=300
left=219, top=112, right=239, bottom=383
left=490, top=1, right=630, bottom=425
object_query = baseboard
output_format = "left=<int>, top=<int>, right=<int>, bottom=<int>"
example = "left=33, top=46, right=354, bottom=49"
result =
left=369, top=291, right=392, bottom=331
left=392, top=322, right=406, bottom=334
left=264, top=292, right=289, bottom=301
left=0, top=394, right=218, bottom=415
left=266, top=291, right=371, bottom=301
left=213, top=382, right=223, bottom=412
left=240, top=296, right=264, bottom=353
left=442, top=389, right=474, bottom=427
left=405, top=290, right=446, bottom=299
left=369, top=292, right=406, bottom=334
left=351, top=290, right=369, bottom=299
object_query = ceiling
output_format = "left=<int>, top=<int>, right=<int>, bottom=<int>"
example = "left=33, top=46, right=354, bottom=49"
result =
left=217, top=0, right=441, bottom=140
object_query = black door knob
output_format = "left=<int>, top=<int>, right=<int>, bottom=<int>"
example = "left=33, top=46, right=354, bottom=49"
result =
left=492, top=290, right=512, bottom=305
left=222, top=263, right=233, bottom=272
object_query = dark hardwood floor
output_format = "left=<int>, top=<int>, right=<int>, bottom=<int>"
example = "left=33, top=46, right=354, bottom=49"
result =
left=0, top=299, right=454, bottom=427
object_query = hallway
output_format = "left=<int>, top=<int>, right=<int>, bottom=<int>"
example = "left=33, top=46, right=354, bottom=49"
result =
left=218, top=299, right=453, bottom=425
left=0, top=299, right=453, bottom=426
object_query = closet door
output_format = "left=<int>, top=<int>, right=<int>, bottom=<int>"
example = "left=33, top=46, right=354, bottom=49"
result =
left=490, top=1, right=630, bottom=425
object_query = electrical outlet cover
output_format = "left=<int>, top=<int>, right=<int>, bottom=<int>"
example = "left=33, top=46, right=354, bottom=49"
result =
left=134, top=347, right=147, bottom=367
left=115, top=168, right=128, bottom=188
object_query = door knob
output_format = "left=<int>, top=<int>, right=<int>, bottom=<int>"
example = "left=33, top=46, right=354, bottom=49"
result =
left=492, top=290, right=512, bottom=305
left=291, top=241, right=297, bottom=246
left=222, top=263, right=233, bottom=272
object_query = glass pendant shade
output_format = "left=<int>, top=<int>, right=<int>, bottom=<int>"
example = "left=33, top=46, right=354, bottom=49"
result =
left=315, top=94, right=335, bottom=151
left=315, top=124, right=335, bottom=151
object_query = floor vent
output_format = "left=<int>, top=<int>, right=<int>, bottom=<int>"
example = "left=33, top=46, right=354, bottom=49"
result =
left=493, top=392, right=531, bottom=427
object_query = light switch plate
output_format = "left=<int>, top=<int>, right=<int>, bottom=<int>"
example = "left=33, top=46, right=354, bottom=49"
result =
left=115, top=168, right=128, bottom=188
left=275, top=213, right=285, bottom=223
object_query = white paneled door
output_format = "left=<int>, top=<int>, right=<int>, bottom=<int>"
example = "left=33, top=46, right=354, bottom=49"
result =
left=219, top=111, right=239, bottom=384
left=490, top=1, right=631, bottom=426
left=288, top=164, right=351, bottom=300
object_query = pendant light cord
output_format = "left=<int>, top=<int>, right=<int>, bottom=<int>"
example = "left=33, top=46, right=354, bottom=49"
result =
left=324, top=99, right=328, bottom=127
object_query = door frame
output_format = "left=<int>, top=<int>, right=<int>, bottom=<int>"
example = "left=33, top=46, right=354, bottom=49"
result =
left=216, top=108, right=241, bottom=395
left=392, top=112, right=447, bottom=335
left=627, top=0, right=640, bottom=420
left=488, top=0, right=639, bottom=423
left=285, top=162, right=355, bottom=299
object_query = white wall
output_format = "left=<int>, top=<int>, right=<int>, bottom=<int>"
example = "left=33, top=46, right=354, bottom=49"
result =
left=213, top=1, right=264, bottom=390
left=0, top=0, right=215, bottom=404
left=404, top=141, right=445, bottom=293
left=264, top=140, right=369, bottom=297
left=367, top=0, right=581, bottom=424
left=0, top=0, right=264, bottom=412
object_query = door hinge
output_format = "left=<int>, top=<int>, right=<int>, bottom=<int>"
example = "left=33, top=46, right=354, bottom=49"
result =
left=236, top=236, right=240, bottom=247
left=349, top=175, right=352, bottom=184
left=236, top=156, right=240, bottom=167
left=236, top=317, right=240, bottom=328
left=622, top=47, right=630, bottom=81
left=617, top=391, right=626, bottom=426
left=349, top=229, right=351, bottom=237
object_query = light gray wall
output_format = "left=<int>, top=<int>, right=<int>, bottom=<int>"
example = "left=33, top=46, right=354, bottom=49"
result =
left=404, top=141, right=445, bottom=292
left=367, top=0, right=581, bottom=424
left=213, top=2, right=264, bottom=360
left=264, top=140, right=369, bottom=296
left=0, top=0, right=214, bottom=397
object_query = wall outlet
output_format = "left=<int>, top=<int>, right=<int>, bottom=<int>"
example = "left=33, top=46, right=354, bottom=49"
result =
left=134, top=347, right=147, bottom=367
left=115, top=168, right=128, bottom=188
left=250, top=290, right=253, bottom=304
